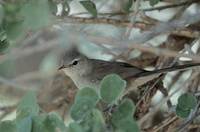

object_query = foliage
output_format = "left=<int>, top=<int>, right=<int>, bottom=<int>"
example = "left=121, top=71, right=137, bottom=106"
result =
left=0, top=91, right=67, bottom=132
left=176, top=93, right=197, bottom=118
left=80, top=0, right=97, bottom=17
left=0, top=74, right=140, bottom=132
left=0, top=0, right=197, bottom=131
left=149, top=0, right=162, bottom=6
left=0, top=0, right=53, bottom=54
left=0, top=30, right=9, bottom=54
left=111, top=99, right=139, bottom=132
left=2, top=0, right=51, bottom=41
left=123, top=0, right=133, bottom=13
left=0, top=121, right=17, bottom=132
left=70, top=74, right=139, bottom=132
left=100, top=74, right=126, bottom=104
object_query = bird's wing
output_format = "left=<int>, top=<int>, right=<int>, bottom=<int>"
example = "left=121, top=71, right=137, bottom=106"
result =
left=89, top=59, right=148, bottom=80
left=89, top=59, right=200, bottom=81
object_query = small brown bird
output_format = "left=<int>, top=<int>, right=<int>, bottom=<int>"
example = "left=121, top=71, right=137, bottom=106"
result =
left=59, top=47, right=200, bottom=90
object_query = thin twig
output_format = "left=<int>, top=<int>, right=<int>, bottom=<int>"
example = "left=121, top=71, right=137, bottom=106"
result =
left=0, top=76, right=28, bottom=90
left=85, top=35, right=200, bottom=62
left=13, top=70, right=56, bottom=83
left=69, top=0, right=200, bottom=16
left=60, top=16, right=151, bottom=30
left=65, top=16, right=200, bottom=38
left=148, top=115, right=178, bottom=132
left=0, top=105, right=16, bottom=120
left=177, top=101, right=200, bottom=132
left=135, top=75, right=163, bottom=108
left=0, top=39, right=59, bottom=65
left=125, top=0, right=142, bottom=37
left=138, top=71, right=200, bottom=126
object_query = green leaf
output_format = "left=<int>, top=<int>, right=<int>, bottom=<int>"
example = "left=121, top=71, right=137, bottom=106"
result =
left=0, top=4, right=4, bottom=25
left=0, top=39, right=9, bottom=54
left=0, top=121, right=17, bottom=132
left=100, top=74, right=126, bottom=103
left=4, top=3, right=21, bottom=14
left=112, top=117, right=139, bottom=132
left=0, top=30, right=7, bottom=41
left=67, top=122, right=83, bottom=132
left=149, top=0, right=160, bottom=6
left=90, top=109, right=106, bottom=132
left=63, top=0, right=70, bottom=15
left=177, top=93, right=197, bottom=110
left=91, top=109, right=105, bottom=125
left=16, top=116, right=32, bottom=132
left=32, top=113, right=66, bottom=132
left=32, top=114, right=47, bottom=132
left=48, top=0, right=58, bottom=15
left=5, top=22, right=24, bottom=41
left=176, top=93, right=197, bottom=118
left=5, top=0, right=52, bottom=40
left=80, top=1, right=97, bottom=17
left=0, top=60, right=16, bottom=77
left=43, top=113, right=67, bottom=132
left=17, top=91, right=39, bottom=118
left=0, top=30, right=9, bottom=53
left=70, top=87, right=99, bottom=121
left=19, top=0, right=51, bottom=30
left=40, top=52, right=58, bottom=73
left=123, top=0, right=133, bottom=13
left=111, top=99, right=139, bottom=132
left=115, top=129, right=126, bottom=132
left=112, top=99, right=135, bottom=121
left=70, top=98, right=96, bottom=121
left=79, top=109, right=105, bottom=132
left=75, top=87, right=99, bottom=104
left=176, top=106, right=191, bottom=118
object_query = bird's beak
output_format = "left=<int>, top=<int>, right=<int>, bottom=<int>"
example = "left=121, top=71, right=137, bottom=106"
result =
left=58, top=65, right=66, bottom=70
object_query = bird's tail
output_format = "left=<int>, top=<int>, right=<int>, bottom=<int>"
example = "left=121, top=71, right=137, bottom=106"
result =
left=136, top=63, right=200, bottom=77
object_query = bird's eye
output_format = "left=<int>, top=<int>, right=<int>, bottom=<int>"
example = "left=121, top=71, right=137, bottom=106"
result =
left=72, top=60, right=78, bottom=65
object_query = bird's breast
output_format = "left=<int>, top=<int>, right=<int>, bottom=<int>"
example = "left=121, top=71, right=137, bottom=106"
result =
left=63, top=68, right=99, bottom=89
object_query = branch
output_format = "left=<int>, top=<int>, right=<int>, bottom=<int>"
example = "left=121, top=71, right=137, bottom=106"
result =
left=138, top=70, right=200, bottom=126
left=70, top=0, right=200, bottom=16
left=0, top=76, right=28, bottom=90
left=59, top=16, right=200, bottom=39
left=59, top=16, right=151, bottom=30
left=147, top=115, right=178, bottom=132
left=176, top=101, right=200, bottom=132
left=85, top=35, right=200, bottom=62
left=0, top=39, right=59, bottom=65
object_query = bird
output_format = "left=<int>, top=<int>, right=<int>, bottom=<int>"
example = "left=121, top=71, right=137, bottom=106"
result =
left=58, top=47, right=200, bottom=90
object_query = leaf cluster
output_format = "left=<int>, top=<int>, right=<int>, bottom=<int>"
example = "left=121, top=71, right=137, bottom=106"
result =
left=0, top=91, right=67, bottom=132
left=69, top=74, right=139, bottom=132
left=0, top=74, right=197, bottom=132
left=0, top=0, right=54, bottom=53
left=0, top=74, right=140, bottom=132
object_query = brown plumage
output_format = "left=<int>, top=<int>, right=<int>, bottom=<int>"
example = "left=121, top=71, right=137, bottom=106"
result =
left=59, top=47, right=200, bottom=89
